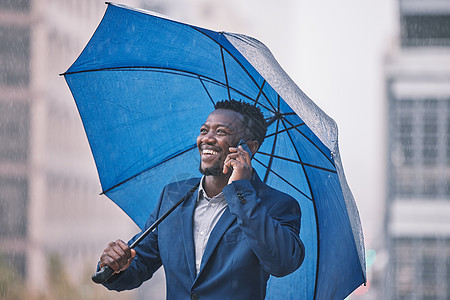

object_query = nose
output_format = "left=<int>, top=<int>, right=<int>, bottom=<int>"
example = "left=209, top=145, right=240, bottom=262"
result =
left=200, top=132, right=216, bottom=144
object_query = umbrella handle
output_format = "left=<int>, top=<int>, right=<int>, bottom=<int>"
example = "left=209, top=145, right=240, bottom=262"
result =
left=91, top=182, right=199, bottom=284
left=92, top=265, right=115, bottom=283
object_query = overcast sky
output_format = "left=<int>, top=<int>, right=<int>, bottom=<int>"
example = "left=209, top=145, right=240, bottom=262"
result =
left=289, top=0, right=398, bottom=247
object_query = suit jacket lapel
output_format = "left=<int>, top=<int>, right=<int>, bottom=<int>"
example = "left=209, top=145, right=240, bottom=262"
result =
left=179, top=182, right=200, bottom=282
left=195, top=171, right=263, bottom=280
left=195, top=207, right=236, bottom=280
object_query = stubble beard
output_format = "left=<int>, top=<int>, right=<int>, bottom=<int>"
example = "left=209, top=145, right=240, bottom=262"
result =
left=199, top=161, right=223, bottom=176
left=198, top=144, right=227, bottom=176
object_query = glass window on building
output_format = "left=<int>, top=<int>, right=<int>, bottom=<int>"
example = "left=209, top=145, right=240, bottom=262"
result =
left=392, top=98, right=450, bottom=198
left=422, top=100, right=438, bottom=166
left=0, top=25, right=30, bottom=87
left=0, top=0, right=30, bottom=11
left=447, top=111, right=450, bottom=165
left=0, top=252, right=26, bottom=281
left=397, top=100, right=415, bottom=166
left=0, top=100, right=29, bottom=163
left=0, top=176, right=28, bottom=238
left=391, top=237, right=450, bottom=300
left=401, top=14, right=450, bottom=47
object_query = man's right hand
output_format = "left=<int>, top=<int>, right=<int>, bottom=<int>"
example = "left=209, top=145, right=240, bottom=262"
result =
left=99, top=239, right=136, bottom=274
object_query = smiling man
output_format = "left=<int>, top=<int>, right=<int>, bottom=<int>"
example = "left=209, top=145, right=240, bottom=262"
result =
left=98, top=100, right=305, bottom=299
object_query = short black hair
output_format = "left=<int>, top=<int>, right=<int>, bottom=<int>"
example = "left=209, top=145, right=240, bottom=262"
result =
left=214, top=99, right=267, bottom=147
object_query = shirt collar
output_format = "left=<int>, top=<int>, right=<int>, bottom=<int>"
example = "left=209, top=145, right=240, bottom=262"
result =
left=198, top=176, right=226, bottom=203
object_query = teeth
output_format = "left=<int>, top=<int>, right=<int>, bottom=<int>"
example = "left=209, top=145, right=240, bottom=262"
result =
left=202, top=149, right=218, bottom=155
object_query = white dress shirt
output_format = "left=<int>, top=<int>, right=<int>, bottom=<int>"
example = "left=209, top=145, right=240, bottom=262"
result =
left=193, top=177, right=228, bottom=275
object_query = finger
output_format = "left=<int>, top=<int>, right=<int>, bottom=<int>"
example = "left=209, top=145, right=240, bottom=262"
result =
left=110, top=244, right=129, bottom=270
left=226, top=152, right=247, bottom=166
left=100, top=254, right=121, bottom=272
left=116, top=239, right=131, bottom=260
left=223, top=156, right=238, bottom=174
left=102, top=240, right=129, bottom=272
left=100, top=247, right=122, bottom=272
left=228, top=147, right=238, bottom=153
left=119, top=249, right=137, bottom=272
left=115, top=239, right=133, bottom=270
left=225, top=153, right=241, bottom=161
left=238, top=146, right=251, bottom=164
left=223, top=158, right=231, bottom=174
left=228, top=148, right=248, bottom=159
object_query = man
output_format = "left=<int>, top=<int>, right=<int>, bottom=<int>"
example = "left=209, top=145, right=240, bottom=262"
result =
left=98, top=100, right=305, bottom=299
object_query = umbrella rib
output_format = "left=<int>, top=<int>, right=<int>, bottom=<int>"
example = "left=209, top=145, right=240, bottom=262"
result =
left=190, top=29, right=279, bottom=115
left=254, top=80, right=266, bottom=106
left=276, top=93, right=281, bottom=110
left=256, top=89, right=280, bottom=118
left=259, top=92, right=277, bottom=115
left=63, top=66, right=198, bottom=76
left=263, top=118, right=280, bottom=183
left=253, top=157, right=312, bottom=201
left=256, top=152, right=337, bottom=174
left=64, top=66, right=278, bottom=114
left=220, top=47, right=231, bottom=101
left=265, top=119, right=303, bottom=136
left=198, top=75, right=216, bottom=106
left=266, top=112, right=298, bottom=126
left=279, top=117, right=322, bottom=297
left=244, top=95, right=275, bottom=114
left=193, top=30, right=262, bottom=96
left=101, top=144, right=197, bottom=195
left=280, top=117, right=316, bottom=195
left=283, top=117, right=335, bottom=167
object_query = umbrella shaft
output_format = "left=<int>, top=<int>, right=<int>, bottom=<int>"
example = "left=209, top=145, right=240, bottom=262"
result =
left=91, top=183, right=199, bottom=284
left=130, top=183, right=199, bottom=248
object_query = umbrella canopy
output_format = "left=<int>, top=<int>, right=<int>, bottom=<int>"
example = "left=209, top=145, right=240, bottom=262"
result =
left=63, top=3, right=366, bottom=299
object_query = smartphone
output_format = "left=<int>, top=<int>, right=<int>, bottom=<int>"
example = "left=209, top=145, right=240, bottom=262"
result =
left=237, top=139, right=253, bottom=158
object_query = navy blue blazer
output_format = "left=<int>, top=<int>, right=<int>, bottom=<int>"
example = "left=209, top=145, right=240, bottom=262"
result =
left=103, top=172, right=304, bottom=299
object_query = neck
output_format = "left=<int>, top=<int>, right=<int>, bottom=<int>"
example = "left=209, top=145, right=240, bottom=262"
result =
left=203, top=173, right=230, bottom=198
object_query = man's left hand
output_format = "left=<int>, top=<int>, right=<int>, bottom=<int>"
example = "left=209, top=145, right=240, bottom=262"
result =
left=223, top=145, right=252, bottom=184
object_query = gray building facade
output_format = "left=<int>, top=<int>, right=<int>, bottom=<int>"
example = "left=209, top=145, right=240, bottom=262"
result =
left=0, top=0, right=138, bottom=296
left=385, top=0, right=450, bottom=298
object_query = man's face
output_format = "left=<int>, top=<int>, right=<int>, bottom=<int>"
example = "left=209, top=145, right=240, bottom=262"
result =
left=197, top=109, right=246, bottom=176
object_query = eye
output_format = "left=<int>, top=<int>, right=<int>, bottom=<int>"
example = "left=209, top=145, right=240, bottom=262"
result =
left=217, top=129, right=228, bottom=134
left=200, top=127, right=208, bottom=134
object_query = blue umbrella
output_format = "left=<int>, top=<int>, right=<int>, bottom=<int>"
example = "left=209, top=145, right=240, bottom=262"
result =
left=63, top=3, right=366, bottom=299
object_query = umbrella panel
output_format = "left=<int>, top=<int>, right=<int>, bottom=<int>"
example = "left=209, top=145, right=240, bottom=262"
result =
left=67, top=70, right=214, bottom=191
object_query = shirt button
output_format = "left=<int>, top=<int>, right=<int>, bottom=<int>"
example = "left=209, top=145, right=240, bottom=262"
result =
left=240, top=198, right=247, bottom=204
left=211, top=203, right=216, bottom=207
left=200, top=230, right=205, bottom=236
left=191, top=293, right=198, bottom=300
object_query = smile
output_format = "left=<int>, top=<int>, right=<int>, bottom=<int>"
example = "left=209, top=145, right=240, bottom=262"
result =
left=202, top=149, right=219, bottom=155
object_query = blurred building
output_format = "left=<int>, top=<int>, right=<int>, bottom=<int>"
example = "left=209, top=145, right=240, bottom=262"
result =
left=385, top=0, right=450, bottom=298
left=0, top=0, right=140, bottom=296
left=0, top=0, right=239, bottom=298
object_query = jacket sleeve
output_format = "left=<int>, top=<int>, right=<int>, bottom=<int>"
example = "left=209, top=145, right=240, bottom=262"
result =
left=101, top=187, right=166, bottom=291
left=222, top=179, right=305, bottom=277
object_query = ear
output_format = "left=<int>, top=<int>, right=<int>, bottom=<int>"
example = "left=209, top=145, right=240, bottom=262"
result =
left=246, top=140, right=259, bottom=155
